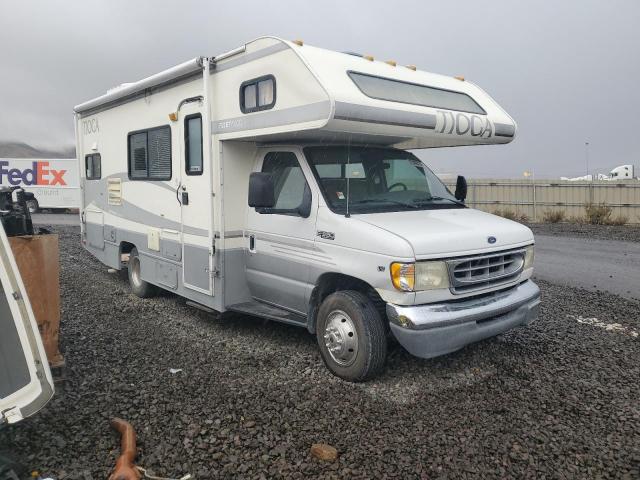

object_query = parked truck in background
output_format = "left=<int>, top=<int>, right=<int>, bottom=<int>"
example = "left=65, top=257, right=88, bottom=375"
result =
left=0, top=158, right=80, bottom=212
left=74, top=37, right=540, bottom=381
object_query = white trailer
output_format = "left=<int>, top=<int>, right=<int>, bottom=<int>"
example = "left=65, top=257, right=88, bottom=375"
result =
left=74, top=37, right=539, bottom=381
left=0, top=158, right=80, bottom=212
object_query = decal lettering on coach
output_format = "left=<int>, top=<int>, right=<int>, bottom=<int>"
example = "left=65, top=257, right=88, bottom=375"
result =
left=0, top=161, right=67, bottom=186
left=435, top=111, right=493, bottom=138
left=82, top=118, right=100, bottom=135
left=316, top=231, right=335, bottom=241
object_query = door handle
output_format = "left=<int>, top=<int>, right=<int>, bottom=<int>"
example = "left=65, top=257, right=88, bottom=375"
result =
left=181, top=191, right=189, bottom=205
left=248, top=234, right=256, bottom=253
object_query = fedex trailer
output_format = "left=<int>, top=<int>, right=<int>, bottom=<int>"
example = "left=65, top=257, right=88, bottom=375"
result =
left=0, top=158, right=80, bottom=212
left=74, top=37, right=539, bottom=381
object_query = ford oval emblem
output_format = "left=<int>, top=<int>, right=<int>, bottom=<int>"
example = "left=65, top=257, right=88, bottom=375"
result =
left=487, top=236, right=497, bottom=244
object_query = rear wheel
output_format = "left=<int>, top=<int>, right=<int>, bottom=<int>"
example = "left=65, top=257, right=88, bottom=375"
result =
left=26, top=199, right=39, bottom=214
left=316, top=290, right=387, bottom=382
left=127, top=247, right=159, bottom=298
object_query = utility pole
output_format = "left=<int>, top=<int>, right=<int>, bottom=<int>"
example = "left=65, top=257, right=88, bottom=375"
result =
left=585, top=142, right=590, bottom=180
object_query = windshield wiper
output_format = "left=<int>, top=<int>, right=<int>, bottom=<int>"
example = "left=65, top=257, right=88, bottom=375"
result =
left=413, top=196, right=465, bottom=206
left=351, top=199, right=419, bottom=209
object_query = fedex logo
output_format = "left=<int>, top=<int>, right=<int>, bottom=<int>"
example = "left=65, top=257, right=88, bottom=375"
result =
left=0, top=161, right=67, bottom=186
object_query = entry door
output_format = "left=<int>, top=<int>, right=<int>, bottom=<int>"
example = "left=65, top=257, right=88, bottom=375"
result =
left=179, top=102, right=213, bottom=294
left=245, top=150, right=317, bottom=314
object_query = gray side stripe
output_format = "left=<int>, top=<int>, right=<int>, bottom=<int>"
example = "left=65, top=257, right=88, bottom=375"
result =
left=494, top=123, right=516, bottom=137
left=212, top=43, right=290, bottom=74
left=92, top=172, right=177, bottom=194
left=334, top=101, right=436, bottom=130
left=90, top=197, right=209, bottom=237
left=212, top=101, right=331, bottom=134
left=254, top=232, right=324, bottom=253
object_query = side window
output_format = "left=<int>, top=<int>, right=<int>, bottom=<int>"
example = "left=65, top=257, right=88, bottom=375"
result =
left=261, top=152, right=307, bottom=212
left=184, top=114, right=203, bottom=175
left=85, top=154, right=101, bottom=180
left=128, top=126, right=171, bottom=180
left=240, top=75, right=276, bottom=113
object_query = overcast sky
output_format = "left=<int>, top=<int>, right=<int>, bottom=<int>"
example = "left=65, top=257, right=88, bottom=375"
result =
left=1, top=0, right=638, bottom=178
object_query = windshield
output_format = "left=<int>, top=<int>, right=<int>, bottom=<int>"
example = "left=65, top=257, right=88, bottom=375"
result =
left=304, top=146, right=463, bottom=214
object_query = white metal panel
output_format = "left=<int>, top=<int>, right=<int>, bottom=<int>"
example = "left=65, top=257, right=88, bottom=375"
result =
left=0, top=223, right=54, bottom=424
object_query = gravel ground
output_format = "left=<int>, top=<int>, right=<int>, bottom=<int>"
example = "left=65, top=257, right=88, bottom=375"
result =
left=529, top=223, right=640, bottom=243
left=1, top=226, right=639, bottom=479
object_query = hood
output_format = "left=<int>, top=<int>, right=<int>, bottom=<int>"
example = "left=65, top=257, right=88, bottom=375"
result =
left=354, top=208, right=534, bottom=259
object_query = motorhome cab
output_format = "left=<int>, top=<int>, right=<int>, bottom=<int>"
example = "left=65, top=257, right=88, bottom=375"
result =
left=74, top=37, right=540, bottom=381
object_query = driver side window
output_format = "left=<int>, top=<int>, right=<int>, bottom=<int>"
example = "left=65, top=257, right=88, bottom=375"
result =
left=262, top=152, right=308, bottom=213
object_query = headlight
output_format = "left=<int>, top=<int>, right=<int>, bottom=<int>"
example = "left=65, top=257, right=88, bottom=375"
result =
left=391, top=261, right=449, bottom=292
left=524, top=245, right=535, bottom=269
left=416, top=261, right=449, bottom=290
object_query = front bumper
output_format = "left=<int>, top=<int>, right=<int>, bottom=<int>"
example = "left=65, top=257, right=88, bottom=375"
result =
left=386, top=280, right=540, bottom=359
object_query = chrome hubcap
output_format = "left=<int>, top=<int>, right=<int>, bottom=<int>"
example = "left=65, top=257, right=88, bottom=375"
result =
left=130, top=256, right=142, bottom=287
left=323, top=310, right=358, bottom=366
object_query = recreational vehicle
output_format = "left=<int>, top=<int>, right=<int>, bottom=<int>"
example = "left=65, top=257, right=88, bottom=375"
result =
left=74, top=37, right=540, bottom=381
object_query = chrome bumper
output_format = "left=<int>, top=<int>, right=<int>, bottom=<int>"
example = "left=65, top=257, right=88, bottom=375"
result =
left=386, top=280, right=540, bottom=359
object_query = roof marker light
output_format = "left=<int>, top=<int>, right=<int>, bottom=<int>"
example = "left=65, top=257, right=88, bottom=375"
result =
left=363, top=55, right=374, bottom=61
left=454, top=75, right=465, bottom=81
left=292, top=39, right=304, bottom=46
left=406, top=65, right=417, bottom=71
left=385, top=60, right=397, bottom=67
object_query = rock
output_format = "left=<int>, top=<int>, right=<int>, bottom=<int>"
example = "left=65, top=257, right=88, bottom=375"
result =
left=310, top=443, right=338, bottom=461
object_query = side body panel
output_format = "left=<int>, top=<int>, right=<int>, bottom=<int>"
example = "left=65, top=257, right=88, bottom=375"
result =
left=77, top=74, right=223, bottom=311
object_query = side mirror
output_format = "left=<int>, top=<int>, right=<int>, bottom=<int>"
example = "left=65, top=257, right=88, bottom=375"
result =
left=455, top=175, right=467, bottom=202
left=297, top=183, right=312, bottom=218
left=248, top=172, right=275, bottom=208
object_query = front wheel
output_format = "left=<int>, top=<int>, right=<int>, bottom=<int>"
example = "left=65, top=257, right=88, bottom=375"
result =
left=316, top=290, right=387, bottom=382
left=127, top=247, right=159, bottom=298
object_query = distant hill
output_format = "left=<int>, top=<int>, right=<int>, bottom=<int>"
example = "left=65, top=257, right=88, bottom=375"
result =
left=0, top=141, right=75, bottom=158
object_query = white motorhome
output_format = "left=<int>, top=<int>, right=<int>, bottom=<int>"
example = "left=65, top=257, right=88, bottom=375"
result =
left=0, top=158, right=80, bottom=212
left=74, top=37, right=539, bottom=381
left=0, top=222, right=54, bottom=424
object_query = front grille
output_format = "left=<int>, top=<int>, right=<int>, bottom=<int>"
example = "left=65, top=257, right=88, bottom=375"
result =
left=447, top=249, right=525, bottom=294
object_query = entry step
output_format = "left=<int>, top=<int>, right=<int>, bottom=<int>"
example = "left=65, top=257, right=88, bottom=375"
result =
left=227, top=301, right=306, bottom=326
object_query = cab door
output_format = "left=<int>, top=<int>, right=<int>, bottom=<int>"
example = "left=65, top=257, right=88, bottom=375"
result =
left=179, top=102, right=214, bottom=295
left=245, top=149, right=317, bottom=314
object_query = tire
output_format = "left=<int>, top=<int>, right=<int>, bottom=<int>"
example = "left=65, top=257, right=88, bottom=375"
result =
left=26, top=199, right=39, bottom=214
left=127, top=247, right=159, bottom=298
left=316, top=290, right=387, bottom=382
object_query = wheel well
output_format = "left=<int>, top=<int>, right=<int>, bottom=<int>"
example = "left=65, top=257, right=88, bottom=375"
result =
left=119, top=241, right=135, bottom=266
left=307, top=273, right=386, bottom=333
